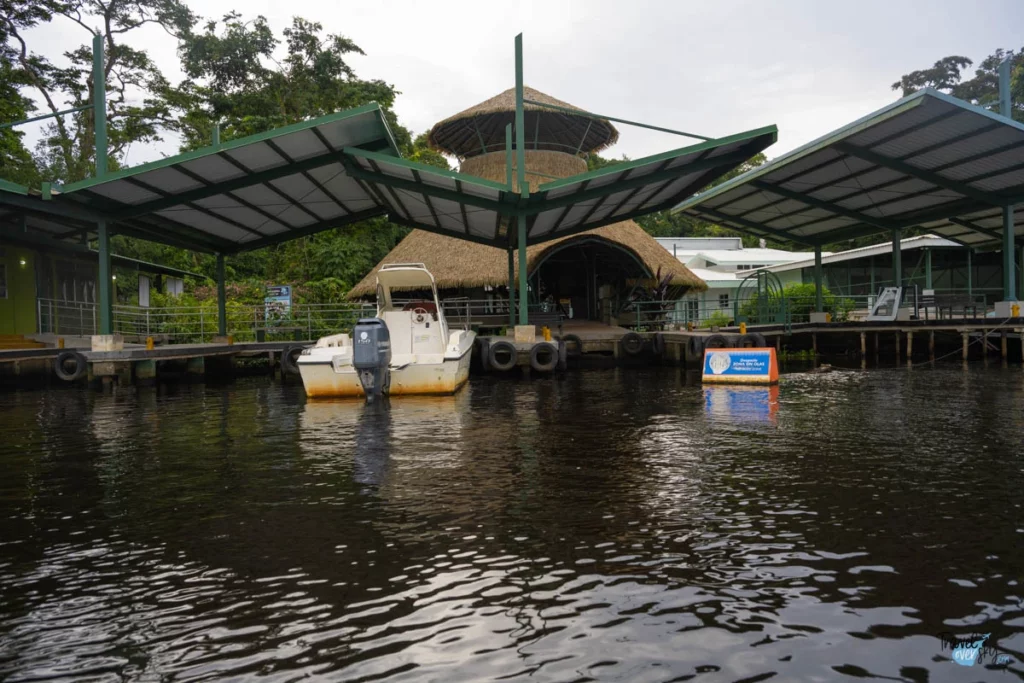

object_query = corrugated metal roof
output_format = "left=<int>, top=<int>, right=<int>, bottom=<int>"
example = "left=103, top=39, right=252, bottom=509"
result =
left=343, top=125, right=778, bottom=247
left=1, top=103, right=400, bottom=254
left=755, top=235, right=963, bottom=275
left=674, top=89, right=1024, bottom=249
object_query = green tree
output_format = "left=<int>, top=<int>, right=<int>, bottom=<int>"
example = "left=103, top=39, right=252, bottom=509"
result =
left=893, top=47, right=1023, bottom=122
left=1, top=0, right=196, bottom=183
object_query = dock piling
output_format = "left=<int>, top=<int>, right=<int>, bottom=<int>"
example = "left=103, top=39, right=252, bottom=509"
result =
left=895, top=332, right=901, bottom=360
left=860, top=332, right=866, bottom=356
left=929, top=331, right=935, bottom=361
left=1001, top=331, right=1008, bottom=359
left=962, top=331, right=969, bottom=361
left=907, top=332, right=913, bottom=364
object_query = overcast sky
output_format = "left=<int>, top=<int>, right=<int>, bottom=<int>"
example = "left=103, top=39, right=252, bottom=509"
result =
left=18, top=0, right=1024, bottom=167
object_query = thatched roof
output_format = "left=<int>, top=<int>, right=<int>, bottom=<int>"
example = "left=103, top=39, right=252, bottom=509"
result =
left=347, top=224, right=706, bottom=299
left=428, top=86, right=619, bottom=159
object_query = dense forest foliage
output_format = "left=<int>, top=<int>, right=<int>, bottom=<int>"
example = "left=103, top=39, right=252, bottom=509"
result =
left=2, top=1, right=1021, bottom=301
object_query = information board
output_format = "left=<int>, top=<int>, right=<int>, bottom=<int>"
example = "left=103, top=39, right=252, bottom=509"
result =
left=702, top=347, right=779, bottom=385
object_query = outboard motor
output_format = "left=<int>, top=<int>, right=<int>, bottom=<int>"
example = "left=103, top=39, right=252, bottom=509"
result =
left=352, top=318, right=391, bottom=403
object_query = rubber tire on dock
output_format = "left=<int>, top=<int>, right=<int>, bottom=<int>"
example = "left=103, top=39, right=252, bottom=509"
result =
left=687, top=335, right=704, bottom=359
left=621, top=332, right=645, bottom=356
left=530, top=343, right=559, bottom=372
left=281, top=345, right=304, bottom=375
left=477, top=337, right=491, bottom=372
left=652, top=332, right=666, bottom=355
left=488, top=340, right=518, bottom=372
left=560, top=334, right=583, bottom=357
left=53, top=350, right=88, bottom=381
left=737, top=332, right=767, bottom=348
left=704, top=334, right=731, bottom=349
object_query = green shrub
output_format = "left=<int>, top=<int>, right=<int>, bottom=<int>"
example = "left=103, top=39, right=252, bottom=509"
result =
left=740, top=283, right=856, bottom=323
left=701, top=310, right=732, bottom=328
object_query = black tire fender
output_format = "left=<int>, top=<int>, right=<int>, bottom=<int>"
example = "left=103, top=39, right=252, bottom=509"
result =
left=281, top=345, right=304, bottom=375
left=53, top=350, right=88, bottom=381
left=488, top=340, right=518, bottom=372
left=529, top=343, right=558, bottom=372
left=652, top=332, right=666, bottom=355
left=687, top=335, right=704, bottom=359
left=738, top=332, right=767, bottom=348
left=561, top=333, right=583, bottom=357
left=477, top=337, right=491, bottom=372
left=621, top=332, right=645, bottom=356
left=704, top=333, right=730, bottom=349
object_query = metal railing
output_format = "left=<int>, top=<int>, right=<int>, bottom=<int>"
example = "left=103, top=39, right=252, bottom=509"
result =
left=36, top=298, right=377, bottom=343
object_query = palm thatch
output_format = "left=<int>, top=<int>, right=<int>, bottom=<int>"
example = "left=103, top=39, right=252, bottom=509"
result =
left=428, top=86, right=619, bottom=159
left=348, top=224, right=706, bottom=299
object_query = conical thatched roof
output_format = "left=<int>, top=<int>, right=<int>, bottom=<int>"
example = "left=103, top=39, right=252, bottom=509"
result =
left=428, top=86, right=619, bottom=159
left=347, top=224, right=706, bottom=299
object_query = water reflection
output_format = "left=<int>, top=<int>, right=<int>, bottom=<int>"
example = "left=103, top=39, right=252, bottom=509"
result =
left=2, top=367, right=1024, bottom=681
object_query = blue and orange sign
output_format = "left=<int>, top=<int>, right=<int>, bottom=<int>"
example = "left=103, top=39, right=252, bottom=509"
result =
left=702, top=347, right=779, bottom=385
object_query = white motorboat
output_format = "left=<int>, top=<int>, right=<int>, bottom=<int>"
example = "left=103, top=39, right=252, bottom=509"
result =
left=297, top=264, right=476, bottom=399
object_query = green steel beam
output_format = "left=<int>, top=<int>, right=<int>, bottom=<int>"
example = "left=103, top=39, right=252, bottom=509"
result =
left=528, top=149, right=756, bottom=216
left=231, top=206, right=387, bottom=253
left=0, top=104, right=93, bottom=131
left=814, top=245, right=823, bottom=312
left=968, top=248, right=973, bottom=296
left=695, top=207, right=818, bottom=246
left=749, top=179, right=900, bottom=231
left=925, top=248, right=933, bottom=289
left=505, top=124, right=513, bottom=189
left=110, top=150, right=354, bottom=218
left=834, top=141, right=1005, bottom=207
left=515, top=33, right=528, bottom=326
left=892, top=229, right=903, bottom=287
left=522, top=98, right=711, bottom=142
left=948, top=216, right=1004, bottom=242
left=92, top=34, right=108, bottom=177
left=97, top=219, right=113, bottom=334
left=216, top=253, right=227, bottom=336
left=1003, top=204, right=1016, bottom=300
left=508, top=248, right=516, bottom=327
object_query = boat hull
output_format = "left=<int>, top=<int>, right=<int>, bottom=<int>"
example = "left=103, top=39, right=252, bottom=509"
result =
left=298, top=348, right=472, bottom=399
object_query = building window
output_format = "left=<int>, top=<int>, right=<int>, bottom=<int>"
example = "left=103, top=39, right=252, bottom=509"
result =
left=719, top=293, right=729, bottom=309
left=0, top=263, right=6, bottom=299
left=686, top=299, right=699, bottom=320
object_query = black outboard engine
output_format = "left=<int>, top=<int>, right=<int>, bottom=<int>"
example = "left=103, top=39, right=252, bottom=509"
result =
left=352, top=318, right=391, bottom=403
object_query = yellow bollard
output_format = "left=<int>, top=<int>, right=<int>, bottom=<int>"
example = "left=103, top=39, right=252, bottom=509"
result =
left=542, top=326, right=552, bottom=342
left=57, top=337, right=65, bottom=349
left=739, top=322, right=747, bottom=334
left=227, top=334, right=234, bottom=345
left=1012, top=304, right=1020, bottom=317
left=146, top=336, right=154, bottom=350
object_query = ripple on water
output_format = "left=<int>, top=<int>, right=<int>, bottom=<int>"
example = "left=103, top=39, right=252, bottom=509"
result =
left=1, top=367, right=1023, bottom=681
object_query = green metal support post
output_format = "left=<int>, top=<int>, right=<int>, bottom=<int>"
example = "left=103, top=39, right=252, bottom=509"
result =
left=93, top=33, right=112, bottom=334
left=892, top=229, right=902, bottom=289
left=515, top=33, right=528, bottom=327
left=869, top=256, right=875, bottom=294
left=1019, top=245, right=1024, bottom=302
left=813, top=245, right=824, bottom=312
left=508, top=248, right=516, bottom=327
left=999, top=58, right=1017, bottom=302
left=92, top=34, right=107, bottom=177
left=967, top=248, right=973, bottom=297
left=212, top=122, right=220, bottom=148
left=924, top=248, right=932, bottom=290
left=216, top=253, right=227, bottom=336
left=97, top=220, right=113, bottom=334
left=505, top=123, right=515, bottom=327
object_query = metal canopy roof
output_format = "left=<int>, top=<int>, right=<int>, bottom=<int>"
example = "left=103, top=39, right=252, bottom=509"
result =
left=342, top=125, right=778, bottom=247
left=48, top=103, right=400, bottom=253
left=674, top=90, right=1024, bottom=248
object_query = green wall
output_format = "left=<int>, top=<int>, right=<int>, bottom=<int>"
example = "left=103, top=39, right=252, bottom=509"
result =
left=0, top=244, right=38, bottom=335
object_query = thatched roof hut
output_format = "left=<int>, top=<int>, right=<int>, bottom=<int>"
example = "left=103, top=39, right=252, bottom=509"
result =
left=428, top=86, right=619, bottom=159
left=350, top=87, right=705, bottom=303
left=348, top=223, right=705, bottom=298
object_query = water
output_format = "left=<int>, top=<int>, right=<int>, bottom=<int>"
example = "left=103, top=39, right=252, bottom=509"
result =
left=1, top=366, right=1023, bottom=682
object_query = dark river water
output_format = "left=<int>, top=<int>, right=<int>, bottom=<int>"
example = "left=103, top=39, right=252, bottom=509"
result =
left=2, top=366, right=1024, bottom=682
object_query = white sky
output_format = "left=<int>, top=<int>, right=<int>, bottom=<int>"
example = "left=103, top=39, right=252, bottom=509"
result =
left=17, top=0, right=1024, bottom=168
